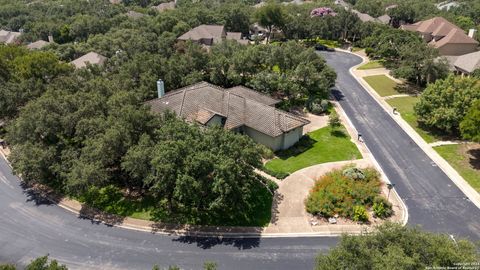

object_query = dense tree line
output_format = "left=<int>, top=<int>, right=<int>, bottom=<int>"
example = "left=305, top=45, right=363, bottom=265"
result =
left=315, top=223, right=479, bottom=270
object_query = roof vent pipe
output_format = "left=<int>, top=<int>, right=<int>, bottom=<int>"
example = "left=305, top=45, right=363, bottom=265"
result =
left=468, top=29, right=477, bottom=38
left=157, top=79, right=165, bottom=98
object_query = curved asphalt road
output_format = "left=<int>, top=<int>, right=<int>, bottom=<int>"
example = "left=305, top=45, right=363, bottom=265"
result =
left=0, top=51, right=479, bottom=270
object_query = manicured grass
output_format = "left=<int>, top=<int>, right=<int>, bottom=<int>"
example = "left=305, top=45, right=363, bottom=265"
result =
left=264, top=126, right=362, bottom=175
left=386, top=96, right=439, bottom=143
left=363, top=75, right=399, bottom=97
left=357, top=60, right=384, bottom=70
left=434, top=144, right=480, bottom=192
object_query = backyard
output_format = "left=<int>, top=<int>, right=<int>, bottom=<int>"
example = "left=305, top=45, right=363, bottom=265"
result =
left=434, top=144, right=480, bottom=192
left=363, top=75, right=399, bottom=97
left=264, top=125, right=362, bottom=176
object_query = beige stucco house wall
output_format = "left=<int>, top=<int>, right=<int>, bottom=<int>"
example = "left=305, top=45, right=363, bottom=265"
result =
left=244, top=126, right=303, bottom=151
left=438, top=43, right=478, bottom=56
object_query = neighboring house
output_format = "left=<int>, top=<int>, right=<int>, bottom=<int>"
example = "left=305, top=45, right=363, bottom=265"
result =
left=451, top=51, right=480, bottom=75
left=402, top=17, right=478, bottom=56
left=0, top=30, right=21, bottom=45
left=70, top=52, right=107, bottom=69
left=126, top=10, right=146, bottom=19
left=436, top=1, right=460, bottom=11
left=178, top=25, right=248, bottom=46
left=152, top=1, right=176, bottom=12
left=146, top=81, right=309, bottom=151
left=27, top=40, right=50, bottom=50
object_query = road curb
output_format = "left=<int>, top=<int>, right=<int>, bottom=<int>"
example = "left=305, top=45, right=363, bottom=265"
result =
left=339, top=49, right=480, bottom=210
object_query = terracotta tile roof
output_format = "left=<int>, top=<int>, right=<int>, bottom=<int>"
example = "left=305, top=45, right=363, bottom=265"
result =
left=152, top=1, right=175, bottom=12
left=26, top=40, right=49, bottom=50
left=227, top=86, right=280, bottom=106
left=70, top=52, right=107, bottom=69
left=0, top=30, right=21, bottom=44
left=431, top=28, right=479, bottom=48
left=146, top=82, right=308, bottom=137
left=454, top=51, right=480, bottom=73
left=178, top=25, right=226, bottom=44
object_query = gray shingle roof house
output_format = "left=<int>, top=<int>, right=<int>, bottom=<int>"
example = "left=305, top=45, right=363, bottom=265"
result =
left=402, top=17, right=478, bottom=56
left=70, top=52, right=107, bottom=69
left=178, top=25, right=248, bottom=46
left=0, top=30, right=21, bottom=45
left=146, top=82, right=309, bottom=151
left=453, top=51, right=480, bottom=74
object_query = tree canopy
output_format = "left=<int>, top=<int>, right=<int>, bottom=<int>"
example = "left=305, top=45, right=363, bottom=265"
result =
left=315, top=223, right=479, bottom=270
left=414, top=75, right=480, bottom=135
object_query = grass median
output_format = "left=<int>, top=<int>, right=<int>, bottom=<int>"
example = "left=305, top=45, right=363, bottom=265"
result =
left=363, top=75, right=399, bottom=97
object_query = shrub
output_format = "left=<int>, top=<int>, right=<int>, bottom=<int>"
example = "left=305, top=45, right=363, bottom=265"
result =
left=352, top=205, right=369, bottom=222
left=365, top=47, right=374, bottom=56
left=258, top=144, right=275, bottom=159
left=328, top=111, right=341, bottom=130
left=262, top=166, right=290, bottom=179
left=305, top=167, right=382, bottom=219
left=372, top=196, right=393, bottom=219
left=342, top=167, right=365, bottom=181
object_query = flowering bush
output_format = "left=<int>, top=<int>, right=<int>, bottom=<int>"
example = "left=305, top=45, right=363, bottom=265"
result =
left=310, top=7, right=337, bottom=17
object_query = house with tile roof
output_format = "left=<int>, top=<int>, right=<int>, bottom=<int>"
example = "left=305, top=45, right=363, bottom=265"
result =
left=146, top=82, right=309, bottom=151
left=0, top=30, right=21, bottom=45
left=452, top=51, right=480, bottom=75
left=70, top=52, right=107, bottom=69
left=152, top=1, right=176, bottom=12
left=27, top=40, right=50, bottom=50
left=401, top=17, right=478, bottom=56
left=177, top=25, right=248, bottom=46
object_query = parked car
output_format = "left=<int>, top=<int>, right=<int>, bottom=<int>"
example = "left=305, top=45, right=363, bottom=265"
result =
left=315, top=44, right=335, bottom=51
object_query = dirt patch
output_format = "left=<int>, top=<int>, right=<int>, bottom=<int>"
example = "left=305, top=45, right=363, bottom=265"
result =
left=464, top=143, right=480, bottom=170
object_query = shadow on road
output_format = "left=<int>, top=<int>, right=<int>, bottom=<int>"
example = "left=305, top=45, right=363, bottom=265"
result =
left=22, top=182, right=62, bottom=206
left=331, top=88, right=345, bottom=101
left=172, top=235, right=261, bottom=250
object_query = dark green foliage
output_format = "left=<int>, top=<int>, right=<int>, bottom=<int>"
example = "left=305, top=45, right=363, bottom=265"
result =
left=460, top=100, right=480, bottom=143
left=262, top=166, right=290, bottom=180
left=315, top=223, right=480, bottom=270
left=415, top=75, right=480, bottom=135
left=0, top=255, right=67, bottom=270
left=305, top=167, right=383, bottom=220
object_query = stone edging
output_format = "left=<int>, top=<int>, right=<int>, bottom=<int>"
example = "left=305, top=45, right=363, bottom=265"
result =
left=340, top=48, right=480, bottom=210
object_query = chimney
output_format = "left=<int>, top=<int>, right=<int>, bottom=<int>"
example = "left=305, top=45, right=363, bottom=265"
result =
left=468, top=29, right=477, bottom=38
left=48, top=34, right=54, bottom=43
left=157, top=79, right=165, bottom=98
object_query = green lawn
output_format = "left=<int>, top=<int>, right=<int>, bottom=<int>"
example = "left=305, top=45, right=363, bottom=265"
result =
left=264, top=126, right=362, bottom=175
left=358, top=60, right=384, bottom=70
left=386, top=96, right=439, bottom=143
left=363, top=75, right=399, bottom=97
left=434, top=144, right=480, bottom=192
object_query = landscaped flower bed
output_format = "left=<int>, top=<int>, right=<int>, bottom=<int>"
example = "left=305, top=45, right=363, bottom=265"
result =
left=305, top=166, right=393, bottom=223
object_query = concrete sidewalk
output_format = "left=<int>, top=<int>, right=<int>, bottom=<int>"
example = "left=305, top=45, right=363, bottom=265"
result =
left=347, top=50, right=480, bottom=210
